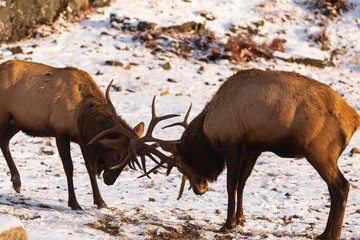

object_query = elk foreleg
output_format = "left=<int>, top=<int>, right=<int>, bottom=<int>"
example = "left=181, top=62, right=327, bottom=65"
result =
left=236, top=153, right=259, bottom=227
left=56, top=134, right=82, bottom=210
left=80, top=146, right=107, bottom=209
left=0, top=124, right=21, bottom=193
left=220, top=145, right=241, bottom=232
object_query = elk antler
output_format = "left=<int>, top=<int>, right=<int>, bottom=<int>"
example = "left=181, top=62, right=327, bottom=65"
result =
left=159, top=103, right=192, bottom=199
left=88, top=81, right=179, bottom=176
left=138, top=96, right=180, bottom=145
left=158, top=103, right=192, bottom=175
left=88, top=80, right=138, bottom=145
left=109, top=95, right=180, bottom=177
left=162, top=103, right=192, bottom=129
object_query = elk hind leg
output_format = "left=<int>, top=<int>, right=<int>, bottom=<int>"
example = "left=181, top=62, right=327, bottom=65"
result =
left=0, top=123, right=21, bottom=193
left=306, top=153, right=349, bottom=240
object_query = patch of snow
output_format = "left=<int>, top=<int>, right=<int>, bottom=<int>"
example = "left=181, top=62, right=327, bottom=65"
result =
left=0, top=216, right=23, bottom=233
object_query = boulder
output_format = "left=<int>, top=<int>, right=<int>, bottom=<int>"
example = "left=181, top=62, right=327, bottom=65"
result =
left=0, top=0, right=112, bottom=43
left=0, top=216, right=28, bottom=240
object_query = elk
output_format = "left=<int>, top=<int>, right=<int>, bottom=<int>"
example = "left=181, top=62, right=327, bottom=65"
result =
left=134, top=69, right=360, bottom=239
left=0, top=60, right=176, bottom=210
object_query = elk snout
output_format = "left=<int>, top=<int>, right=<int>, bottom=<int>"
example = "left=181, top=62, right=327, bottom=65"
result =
left=192, top=178, right=208, bottom=195
left=103, top=168, right=122, bottom=185
left=103, top=170, right=116, bottom=185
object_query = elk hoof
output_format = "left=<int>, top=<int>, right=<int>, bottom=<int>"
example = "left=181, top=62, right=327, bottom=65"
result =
left=12, top=180, right=21, bottom=193
left=315, top=233, right=339, bottom=240
left=236, top=216, right=246, bottom=227
left=96, top=201, right=108, bottom=209
left=69, top=202, right=83, bottom=211
left=315, top=235, right=326, bottom=240
left=219, top=224, right=233, bottom=233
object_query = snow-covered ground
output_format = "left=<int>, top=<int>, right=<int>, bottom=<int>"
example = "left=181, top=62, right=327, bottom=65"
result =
left=0, top=0, right=359, bottom=239
left=0, top=215, right=23, bottom=233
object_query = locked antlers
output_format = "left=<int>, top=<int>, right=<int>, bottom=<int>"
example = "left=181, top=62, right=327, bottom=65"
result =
left=88, top=80, right=180, bottom=176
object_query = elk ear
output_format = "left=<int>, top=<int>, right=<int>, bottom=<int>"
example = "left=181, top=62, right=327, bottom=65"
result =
left=96, top=138, right=125, bottom=149
left=133, top=122, right=145, bottom=138
left=159, top=142, right=178, bottom=155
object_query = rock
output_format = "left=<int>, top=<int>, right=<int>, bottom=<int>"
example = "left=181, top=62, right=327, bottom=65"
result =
left=90, top=0, right=112, bottom=8
left=95, top=70, right=104, bottom=75
left=215, top=209, right=221, bottom=215
left=137, top=21, right=157, bottom=32
left=230, top=67, right=242, bottom=72
left=110, top=14, right=137, bottom=31
left=105, top=60, right=124, bottom=67
left=350, top=147, right=360, bottom=157
left=0, top=216, right=28, bottom=240
left=0, top=226, right=28, bottom=240
left=162, top=62, right=171, bottom=70
left=199, top=10, right=216, bottom=21
left=0, top=0, right=112, bottom=43
left=160, top=90, right=170, bottom=96
left=275, top=55, right=334, bottom=69
left=110, top=14, right=157, bottom=32
left=162, top=21, right=205, bottom=35
left=252, top=20, right=265, bottom=27
left=8, top=46, right=24, bottom=55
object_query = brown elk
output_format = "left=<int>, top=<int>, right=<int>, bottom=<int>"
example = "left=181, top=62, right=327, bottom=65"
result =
left=0, top=60, right=176, bottom=210
left=137, top=69, right=360, bottom=239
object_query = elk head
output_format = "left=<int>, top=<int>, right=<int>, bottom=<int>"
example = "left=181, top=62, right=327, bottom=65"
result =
left=144, top=104, right=214, bottom=200
left=88, top=80, right=180, bottom=183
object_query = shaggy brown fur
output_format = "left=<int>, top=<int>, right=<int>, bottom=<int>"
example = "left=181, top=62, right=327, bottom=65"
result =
left=0, top=60, right=138, bottom=210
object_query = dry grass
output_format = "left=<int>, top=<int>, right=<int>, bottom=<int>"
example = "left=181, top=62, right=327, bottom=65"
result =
left=316, top=0, right=349, bottom=17
left=225, top=34, right=286, bottom=63
left=133, top=24, right=286, bottom=64
left=314, top=27, right=330, bottom=50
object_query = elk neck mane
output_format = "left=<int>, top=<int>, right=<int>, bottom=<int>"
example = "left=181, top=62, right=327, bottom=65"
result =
left=178, top=104, right=225, bottom=181
left=76, top=77, right=133, bottom=145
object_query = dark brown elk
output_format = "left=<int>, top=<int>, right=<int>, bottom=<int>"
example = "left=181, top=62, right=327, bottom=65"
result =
left=0, top=60, right=176, bottom=210
left=144, top=69, right=360, bottom=239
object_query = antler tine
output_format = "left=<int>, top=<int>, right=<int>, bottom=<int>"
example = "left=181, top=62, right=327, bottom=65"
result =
left=140, top=155, right=150, bottom=178
left=88, top=80, right=139, bottom=146
left=105, top=80, right=138, bottom=139
left=137, top=150, right=166, bottom=178
left=140, top=96, right=180, bottom=144
left=177, top=175, right=187, bottom=200
left=110, top=152, right=133, bottom=170
left=88, top=128, right=117, bottom=145
left=163, top=103, right=192, bottom=129
left=105, top=80, right=121, bottom=125
left=109, top=96, right=179, bottom=173
left=133, top=155, right=142, bottom=170
left=183, top=102, right=192, bottom=127
left=87, top=120, right=137, bottom=146
left=138, top=162, right=166, bottom=178
left=135, top=142, right=174, bottom=176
